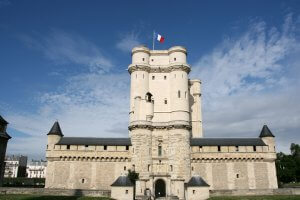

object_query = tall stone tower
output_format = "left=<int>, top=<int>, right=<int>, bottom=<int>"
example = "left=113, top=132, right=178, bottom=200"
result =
left=128, top=46, right=202, bottom=199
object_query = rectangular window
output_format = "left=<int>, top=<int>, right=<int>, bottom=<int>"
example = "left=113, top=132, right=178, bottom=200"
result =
left=164, top=76, right=167, bottom=80
left=235, top=146, right=239, bottom=152
left=193, top=190, right=195, bottom=194
left=126, top=146, right=129, bottom=150
left=199, top=146, right=202, bottom=152
left=67, top=145, right=70, bottom=150
left=158, top=146, right=162, bottom=156
left=125, top=190, right=128, bottom=194
left=164, top=99, right=167, bottom=104
left=253, top=146, right=256, bottom=152
left=148, top=164, right=150, bottom=172
left=124, top=166, right=126, bottom=171
left=178, top=90, right=181, bottom=98
left=170, top=165, right=173, bottom=172
left=85, top=145, right=89, bottom=148
left=218, top=146, right=221, bottom=152
left=152, top=76, right=155, bottom=80
left=104, top=145, right=107, bottom=150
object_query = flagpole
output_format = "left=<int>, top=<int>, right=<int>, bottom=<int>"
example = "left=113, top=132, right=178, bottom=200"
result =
left=153, top=30, right=155, bottom=50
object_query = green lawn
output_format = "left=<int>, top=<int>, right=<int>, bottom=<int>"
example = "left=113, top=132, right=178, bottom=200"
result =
left=0, top=195, right=112, bottom=200
left=209, top=196, right=300, bottom=200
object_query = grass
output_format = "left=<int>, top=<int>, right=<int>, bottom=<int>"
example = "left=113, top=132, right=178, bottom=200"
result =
left=209, top=195, right=300, bottom=200
left=0, top=195, right=112, bottom=200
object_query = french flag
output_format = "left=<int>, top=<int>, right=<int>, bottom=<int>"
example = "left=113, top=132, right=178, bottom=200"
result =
left=157, top=33, right=165, bottom=43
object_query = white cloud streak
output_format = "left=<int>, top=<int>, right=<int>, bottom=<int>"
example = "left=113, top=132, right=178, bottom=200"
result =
left=116, top=32, right=141, bottom=52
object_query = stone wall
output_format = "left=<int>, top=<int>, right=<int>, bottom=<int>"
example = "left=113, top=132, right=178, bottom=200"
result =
left=0, top=187, right=110, bottom=197
left=46, top=160, right=130, bottom=190
left=192, top=160, right=278, bottom=190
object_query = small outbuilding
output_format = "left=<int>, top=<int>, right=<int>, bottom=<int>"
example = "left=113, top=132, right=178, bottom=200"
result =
left=111, top=176, right=134, bottom=200
left=186, top=176, right=210, bottom=200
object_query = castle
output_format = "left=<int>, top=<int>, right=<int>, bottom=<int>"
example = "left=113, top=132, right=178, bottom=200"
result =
left=45, top=46, right=278, bottom=200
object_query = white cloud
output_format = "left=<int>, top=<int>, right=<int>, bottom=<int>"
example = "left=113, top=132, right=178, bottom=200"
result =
left=116, top=32, right=141, bottom=52
left=19, top=30, right=112, bottom=73
left=191, top=14, right=300, bottom=153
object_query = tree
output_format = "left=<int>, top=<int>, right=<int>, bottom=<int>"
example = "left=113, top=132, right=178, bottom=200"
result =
left=276, top=143, right=300, bottom=185
left=128, top=170, right=139, bottom=200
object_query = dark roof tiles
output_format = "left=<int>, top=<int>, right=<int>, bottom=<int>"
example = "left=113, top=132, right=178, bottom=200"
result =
left=57, top=137, right=131, bottom=146
left=0, top=115, right=8, bottom=125
left=190, top=138, right=266, bottom=146
left=47, top=121, right=64, bottom=136
left=259, top=125, right=275, bottom=138
left=187, top=176, right=210, bottom=187
left=111, top=176, right=134, bottom=187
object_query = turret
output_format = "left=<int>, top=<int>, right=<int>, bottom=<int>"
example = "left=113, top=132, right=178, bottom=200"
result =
left=189, top=80, right=203, bottom=138
left=47, top=121, right=63, bottom=150
left=259, top=125, right=275, bottom=152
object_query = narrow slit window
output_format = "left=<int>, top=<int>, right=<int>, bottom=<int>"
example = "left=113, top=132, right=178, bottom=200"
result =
left=67, top=145, right=70, bottom=150
left=152, top=76, right=155, bottom=80
left=104, top=145, right=107, bottom=150
left=148, top=164, right=150, bottom=172
left=170, top=165, right=173, bottom=172
left=218, top=146, right=221, bottom=152
left=124, top=166, right=126, bottom=171
left=126, top=145, right=129, bottom=150
left=82, top=179, right=85, bottom=183
left=236, top=174, right=239, bottom=178
left=174, top=57, right=176, bottom=61
left=185, top=91, right=187, bottom=98
left=158, top=146, right=162, bottom=156
left=164, top=99, right=167, bottom=104
left=164, top=76, right=167, bottom=80
left=199, top=146, right=202, bottom=152
left=125, top=190, right=128, bottom=194
left=253, top=146, right=256, bottom=152
left=142, top=58, right=145, bottom=61
left=235, top=146, right=239, bottom=152
left=178, top=90, right=181, bottom=98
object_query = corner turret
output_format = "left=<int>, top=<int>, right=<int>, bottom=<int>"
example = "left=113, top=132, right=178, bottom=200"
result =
left=47, top=121, right=63, bottom=150
left=0, top=115, right=11, bottom=186
left=259, top=125, right=275, bottom=152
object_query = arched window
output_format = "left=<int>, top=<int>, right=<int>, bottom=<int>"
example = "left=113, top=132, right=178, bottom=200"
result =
left=145, top=92, right=153, bottom=102
left=178, top=90, right=181, bottom=98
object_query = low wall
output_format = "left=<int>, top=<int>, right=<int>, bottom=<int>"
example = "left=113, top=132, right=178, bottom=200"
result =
left=0, top=187, right=111, bottom=197
left=210, top=188, right=300, bottom=196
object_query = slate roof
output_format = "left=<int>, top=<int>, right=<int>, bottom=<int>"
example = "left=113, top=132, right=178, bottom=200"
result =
left=186, top=176, right=210, bottom=187
left=190, top=138, right=267, bottom=146
left=47, top=121, right=64, bottom=136
left=259, top=125, right=275, bottom=138
left=111, top=176, right=134, bottom=187
left=57, top=137, right=131, bottom=146
left=0, top=115, right=8, bottom=125
left=0, top=131, right=11, bottom=139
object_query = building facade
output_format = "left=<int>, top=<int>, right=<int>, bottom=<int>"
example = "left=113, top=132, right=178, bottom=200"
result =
left=27, top=159, right=47, bottom=178
left=0, top=115, right=11, bottom=186
left=45, top=46, right=278, bottom=200
left=4, top=155, right=27, bottom=178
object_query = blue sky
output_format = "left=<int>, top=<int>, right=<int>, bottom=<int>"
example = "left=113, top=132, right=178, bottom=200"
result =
left=0, top=0, right=299, bottom=159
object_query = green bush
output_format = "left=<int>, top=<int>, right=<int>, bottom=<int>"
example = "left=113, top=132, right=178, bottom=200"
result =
left=3, top=178, right=45, bottom=188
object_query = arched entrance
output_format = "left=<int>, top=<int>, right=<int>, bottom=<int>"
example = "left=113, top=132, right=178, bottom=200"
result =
left=155, top=179, right=166, bottom=198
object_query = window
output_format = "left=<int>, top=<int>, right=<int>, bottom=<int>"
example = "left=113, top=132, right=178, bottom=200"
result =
left=85, top=145, right=89, bottom=148
left=164, top=99, right=168, bottom=104
left=151, top=59, right=154, bottom=62
left=126, top=145, right=129, bottom=150
left=143, top=74, right=144, bottom=79
left=178, top=90, right=181, bottom=98
left=125, top=190, right=128, bottom=194
left=192, top=166, right=194, bottom=171
left=253, top=146, right=256, bottom=152
left=218, top=146, right=221, bottom=152
left=124, top=166, right=126, bottom=171
left=104, top=145, right=107, bottom=150
left=193, top=190, right=195, bottom=194
left=148, top=164, right=150, bottom=172
left=47, top=145, right=48, bottom=149
left=145, top=92, right=153, bottom=102
left=174, top=57, right=176, bottom=61
left=199, top=146, right=202, bottom=152
left=152, top=76, right=155, bottom=80
left=136, top=74, right=137, bottom=79
left=158, top=146, right=162, bottom=156
left=142, top=58, right=145, bottom=61
left=67, top=145, right=70, bottom=150
left=170, top=165, right=173, bottom=172
left=235, top=146, right=239, bottom=152
left=236, top=174, right=239, bottom=178
left=82, top=179, right=85, bottom=183
left=185, top=91, right=187, bottom=98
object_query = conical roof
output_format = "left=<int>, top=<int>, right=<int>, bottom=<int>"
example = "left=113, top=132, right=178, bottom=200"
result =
left=47, top=121, right=63, bottom=136
left=111, top=176, right=134, bottom=187
left=186, top=176, right=210, bottom=187
left=259, top=125, right=275, bottom=138
left=0, top=115, right=8, bottom=125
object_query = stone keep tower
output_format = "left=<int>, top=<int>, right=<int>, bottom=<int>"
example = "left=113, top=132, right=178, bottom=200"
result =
left=128, top=46, right=203, bottom=199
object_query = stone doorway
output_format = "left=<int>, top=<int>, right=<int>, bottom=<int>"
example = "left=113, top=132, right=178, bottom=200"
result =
left=155, top=179, right=166, bottom=198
